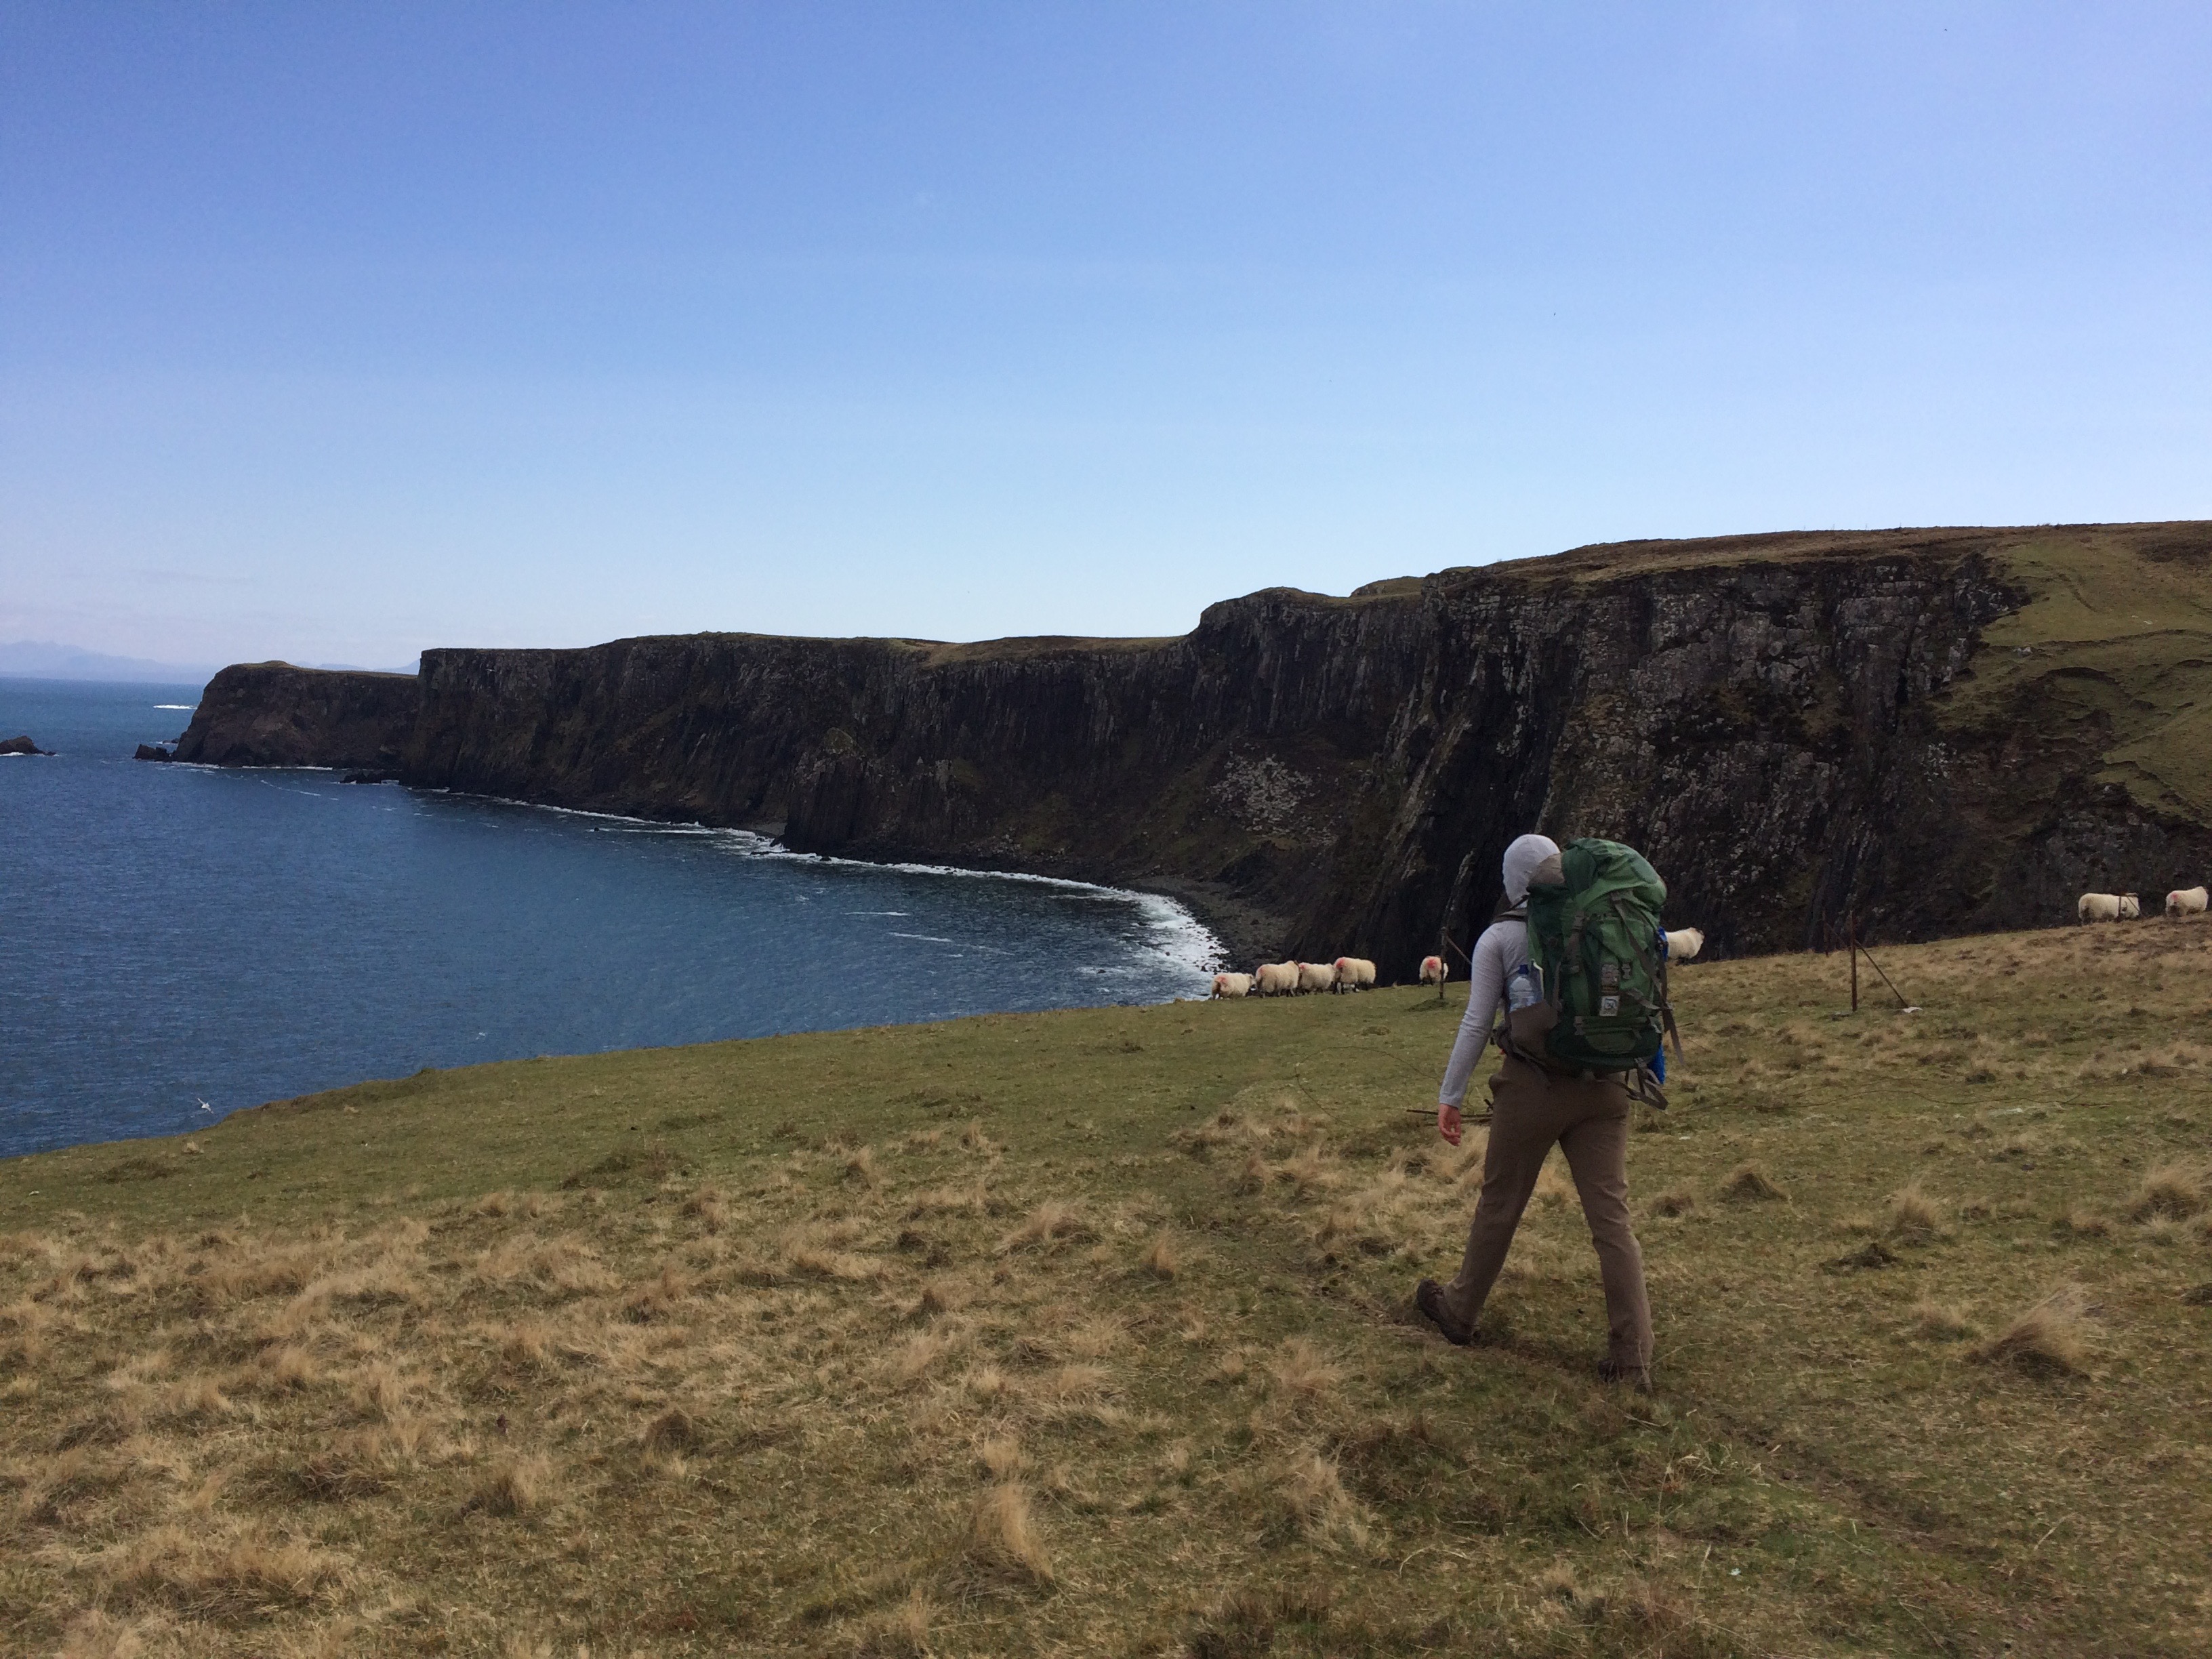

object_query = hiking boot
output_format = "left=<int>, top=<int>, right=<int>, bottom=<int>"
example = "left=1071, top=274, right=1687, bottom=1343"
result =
left=1597, top=1357, right=1652, bottom=1394
left=1413, top=1279, right=1473, bottom=1347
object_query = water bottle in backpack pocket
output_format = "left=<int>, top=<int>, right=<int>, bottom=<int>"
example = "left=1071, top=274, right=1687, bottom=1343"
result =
left=1500, top=960, right=1559, bottom=1059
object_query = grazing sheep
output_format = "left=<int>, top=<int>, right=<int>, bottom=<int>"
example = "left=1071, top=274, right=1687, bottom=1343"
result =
left=2078, top=893, right=2122, bottom=923
left=1254, top=962, right=1301, bottom=996
left=1418, top=954, right=1448, bottom=987
left=2167, top=886, right=2209, bottom=919
left=1296, top=960, right=1338, bottom=994
left=1665, top=927, right=1704, bottom=962
left=2121, top=893, right=2142, bottom=920
left=1210, top=972, right=1254, bottom=999
left=1330, top=956, right=1377, bottom=991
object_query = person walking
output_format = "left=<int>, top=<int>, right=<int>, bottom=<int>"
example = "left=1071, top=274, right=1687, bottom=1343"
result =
left=1413, top=832, right=1655, bottom=1389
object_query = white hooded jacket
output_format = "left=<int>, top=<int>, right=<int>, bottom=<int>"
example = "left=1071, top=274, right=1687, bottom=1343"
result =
left=1436, top=834, right=1559, bottom=1108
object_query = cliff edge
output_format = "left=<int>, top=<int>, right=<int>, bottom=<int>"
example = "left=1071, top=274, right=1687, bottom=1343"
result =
left=173, top=661, right=420, bottom=771
left=174, top=523, right=2212, bottom=972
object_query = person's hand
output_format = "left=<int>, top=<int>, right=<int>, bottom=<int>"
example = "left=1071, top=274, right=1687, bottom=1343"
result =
left=1437, top=1102, right=1462, bottom=1146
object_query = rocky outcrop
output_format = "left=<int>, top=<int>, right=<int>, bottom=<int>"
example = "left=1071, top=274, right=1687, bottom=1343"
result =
left=174, top=523, right=2212, bottom=973
left=174, top=663, right=420, bottom=771
left=1, top=735, right=53, bottom=756
left=133, top=743, right=173, bottom=762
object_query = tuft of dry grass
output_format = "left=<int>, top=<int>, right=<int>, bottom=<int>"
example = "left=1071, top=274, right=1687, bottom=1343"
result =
left=891, top=1324, right=965, bottom=1386
left=1912, top=1299, right=1978, bottom=1340
left=1717, top=1164, right=1784, bottom=1203
left=58, top=1610, right=160, bottom=1659
left=1968, top=1286, right=2095, bottom=1377
left=642, top=1406, right=699, bottom=1454
left=680, top=1184, right=729, bottom=1232
left=1530, top=1164, right=1575, bottom=1209
left=1140, top=1230, right=1179, bottom=1279
left=1278, top=1445, right=1371, bottom=1551
left=968, top=1481, right=1053, bottom=1583
left=467, top=1454, right=552, bottom=1517
left=855, top=1588, right=937, bottom=1658
left=113, top=1524, right=354, bottom=1620
left=2128, top=1162, right=2207, bottom=1221
left=1267, top=1336, right=1341, bottom=1405
left=291, top=1427, right=410, bottom=1500
left=998, top=1200, right=1087, bottom=1253
left=1648, top=1187, right=1695, bottom=1218
left=256, top=1344, right=322, bottom=1392
left=2053, top=1208, right=2110, bottom=1239
left=1886, top=1183, right=1946, bottom=1242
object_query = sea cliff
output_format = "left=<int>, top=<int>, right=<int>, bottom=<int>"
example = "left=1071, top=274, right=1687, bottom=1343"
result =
left=173, top=661, right=420, bottom=772
left=173, top=523, right=2212, bottom=972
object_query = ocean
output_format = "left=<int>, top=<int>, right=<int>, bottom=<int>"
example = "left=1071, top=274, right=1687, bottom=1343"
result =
left=0, top=678, right=1221, bottom=1158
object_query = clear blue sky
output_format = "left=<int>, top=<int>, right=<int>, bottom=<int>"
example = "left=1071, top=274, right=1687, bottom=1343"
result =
left=4, top=3, right=2208, bottom=669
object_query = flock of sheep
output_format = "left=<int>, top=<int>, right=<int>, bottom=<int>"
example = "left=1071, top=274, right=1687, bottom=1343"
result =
left=2080, top=885, right=2209, bottom=922
left=1206, top=926, right=1709, bottom=999
left=1208, top=956, right=1375, bottom=998
left=1203, top=891, right=2205, bottom=1000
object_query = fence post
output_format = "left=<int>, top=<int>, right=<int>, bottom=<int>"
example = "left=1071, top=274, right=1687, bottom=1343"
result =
left=1849, top=916, right=1859, bottom=1012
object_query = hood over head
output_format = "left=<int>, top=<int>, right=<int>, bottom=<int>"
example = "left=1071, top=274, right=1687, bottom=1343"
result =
left=1500, top=834, right=1562, bottom=905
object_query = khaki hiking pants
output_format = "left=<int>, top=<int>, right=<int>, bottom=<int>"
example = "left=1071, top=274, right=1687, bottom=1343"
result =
left=1440, top=1054, right=1654, bottom=1371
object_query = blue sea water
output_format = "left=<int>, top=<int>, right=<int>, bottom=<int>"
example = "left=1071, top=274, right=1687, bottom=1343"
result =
left=0, top=678, right=1221, bottom=1158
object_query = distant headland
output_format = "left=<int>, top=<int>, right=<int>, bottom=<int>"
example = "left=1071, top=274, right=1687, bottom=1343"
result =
left=172, top=523, right=2212, bottom=972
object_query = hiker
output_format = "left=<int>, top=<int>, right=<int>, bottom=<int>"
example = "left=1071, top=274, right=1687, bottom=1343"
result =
left=1413, top=832, right=1656, bottom=1389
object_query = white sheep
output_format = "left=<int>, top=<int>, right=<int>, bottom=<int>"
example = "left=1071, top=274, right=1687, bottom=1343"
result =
left=1296, top=960, right=1338, bottom=994
left=2167, top=886, right=2207, bottom=919
left=1210, top=971, right=1254, bottom=998
left=1331, top=956, right=1377, bottom=991
left=2078, top=893, right=2122, bottom=923
left=2121, top=893, right=2142, bottom=920
left=1665, top=927, right=1704, bottom=963
left=1419, top=954, right=1448, bottom=986
left=1254, top=962, right=1301, bottom=996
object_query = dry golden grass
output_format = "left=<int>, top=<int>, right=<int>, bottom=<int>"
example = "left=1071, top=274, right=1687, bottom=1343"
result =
left=467, top=1454, right=552, bottom=1517
left=1267, top=1336, right=1342, bottom=1406
left=1277, top=1446, right=1372, bottom=1551
left=1140, top=1229, right=1180, bottom=1279
left=1886, top=1182, right=1946, bottom=1242
left=1912, top=1299, right=1978, bottom=1340
left=6, top=920, right=2212, bottom=1655
left=2129, top=1161, right=2207, bottom=1221
left=968, top=1481, right=1052, bottom=1583
left=1968, top=1285, right=2096, bottom=1377
left=1717, top=1162, right=1784, bottom=1202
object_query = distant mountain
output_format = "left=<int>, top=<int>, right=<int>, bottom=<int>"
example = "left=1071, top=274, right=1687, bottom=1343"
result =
left=0, top=641, right=217, bottom=684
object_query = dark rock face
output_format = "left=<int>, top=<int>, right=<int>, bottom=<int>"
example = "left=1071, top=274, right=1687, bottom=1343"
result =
left=1, top=735, right=52, bottom=756
left=133, top=743, right=173, bottom=762
left=173, top=663, right=420, bottom=771
left=173, top=525, right=2212, bottom=977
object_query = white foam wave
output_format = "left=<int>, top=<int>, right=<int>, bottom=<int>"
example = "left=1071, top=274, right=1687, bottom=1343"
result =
left=400, top=788, right=1227, bottom=989
left=152, top=704, right=193, bottom=710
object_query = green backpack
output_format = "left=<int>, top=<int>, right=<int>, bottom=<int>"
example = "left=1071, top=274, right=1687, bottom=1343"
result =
left=1517, top=838, right=1681, bottom=1076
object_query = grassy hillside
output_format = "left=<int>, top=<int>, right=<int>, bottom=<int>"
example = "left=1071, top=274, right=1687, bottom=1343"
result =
left=6, top=922, right=2212, bottom=1657
left=1960, top=524, right=2212, bottom=825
